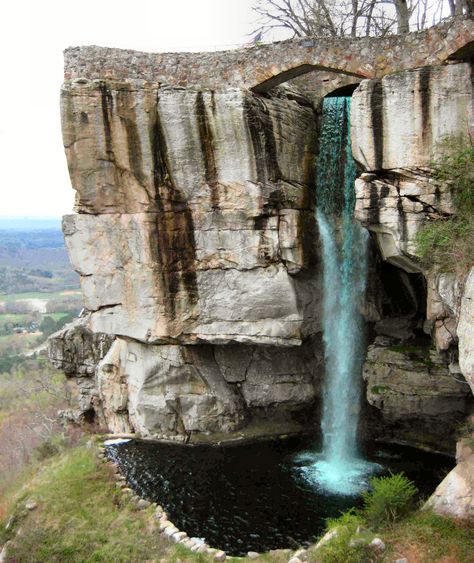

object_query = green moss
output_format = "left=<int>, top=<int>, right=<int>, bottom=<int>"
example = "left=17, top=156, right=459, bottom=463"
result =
left=388, top=345, right=435, bottom=368
left=371, top=385, right=390, bottom=394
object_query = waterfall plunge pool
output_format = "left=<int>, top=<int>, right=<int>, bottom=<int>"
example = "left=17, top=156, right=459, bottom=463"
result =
left=106, top=437, right=453, bottom=556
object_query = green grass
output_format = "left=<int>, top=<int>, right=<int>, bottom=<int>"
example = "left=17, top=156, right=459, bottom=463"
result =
left=384, top=510, right=474, bottom=562
left=0, top=445, right=209, bottom=562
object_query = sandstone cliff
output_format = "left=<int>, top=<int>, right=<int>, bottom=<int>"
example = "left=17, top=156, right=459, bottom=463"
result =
left=51, top=81, right=325, bottom=440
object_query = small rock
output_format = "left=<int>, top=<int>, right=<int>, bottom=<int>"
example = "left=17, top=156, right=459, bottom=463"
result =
left=0, top=541, right=12, bottom=563
left=214, top=551, right=226, bottom=561
left=172, top=531, right=187, bottom=543
left=197, top=544, right=209, bottom=553
left=247, top=552, right=259, bottom=559
left=5, top=516, right=14, bottom=530
left=395, top=559, right=408, bottom=563
left=315, top=528, right=338, bottom=548
left=293, top=549, right=308, bottom=561
left=349, top=537, right=367, bottom=548
left=136, top=499, right=151, bottom=510
left=159, top=520, right=172, bottom=532
left=25, top=501, right=37, bottom=511
left=207, top=547, right=218, bottom=555
left=369, top=537, right=385, bottom=551
left=288, top=558, right=303, bottom=563
left=163, top=525, right=179, bottom=537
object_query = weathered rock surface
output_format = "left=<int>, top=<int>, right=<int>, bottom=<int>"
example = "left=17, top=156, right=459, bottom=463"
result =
left=363, top=342, right=473, bottom=454
left=426, top=435, right=474, bottom=519
left=61, top=82, right=320, bottom=346
left=458, top=267, right=474, bottom=394
left=50, top=321, right=323, bottom=440
left=353, top=63, right=473, bottom=274
left=351, top=63, right=474, bottom=171
left=355, top=169, right=453, bottom=272
left=48, top=317, right=114, bottom=423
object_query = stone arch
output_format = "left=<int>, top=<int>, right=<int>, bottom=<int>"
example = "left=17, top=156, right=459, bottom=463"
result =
left=251, top=63, right=368, bottom=94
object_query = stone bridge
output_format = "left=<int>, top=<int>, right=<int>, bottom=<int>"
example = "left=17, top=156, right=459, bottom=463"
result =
left=64, top=16, right=474, bottom=92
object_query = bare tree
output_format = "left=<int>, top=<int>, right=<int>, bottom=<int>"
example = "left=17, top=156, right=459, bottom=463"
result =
left=253, top=0, right=454, bottom=38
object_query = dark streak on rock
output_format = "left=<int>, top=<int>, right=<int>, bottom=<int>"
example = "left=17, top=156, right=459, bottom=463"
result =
left=99, top=82, right=115, bottom=160
left=243, top=94, right=281, bottom=184
left=150, top=97, right=198, bottom=323
left=370, top=80, right=384, bottom=171
left=418, top=67, right=432, bottom=148
left=80, top=111, right=89, bottom=125
left=116, top=86, right=146, bottom=185
left=297, top=210, right=318, bottom=269
left=196, top=91, right=219, bottom=209
left=210, top=90, right=217, bottom=115
left=395, top=184, right=408, bottom=243
left=369, top=183, right=380, bottom=224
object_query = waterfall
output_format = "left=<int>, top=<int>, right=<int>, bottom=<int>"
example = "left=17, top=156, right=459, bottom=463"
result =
left=295, top=96, right=379, bottom=496
left=317, top=97, right=368, bottom=463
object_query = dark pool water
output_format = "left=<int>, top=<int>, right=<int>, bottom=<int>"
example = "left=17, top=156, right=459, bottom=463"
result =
left=106, top=438, right=453, bottom=556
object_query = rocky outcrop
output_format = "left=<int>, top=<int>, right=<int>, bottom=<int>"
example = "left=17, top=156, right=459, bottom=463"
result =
left=96, top=336, right=322, bottom=439
left=352, top=63, right=473, bottom=274
left=352, top=62, right=474, bottom=455
left=61, top=82, right=319, bottom=347
left=426, top=435, right=474, bottom=519
left=51, top=78, right=323, bottom=441
left=351, top=63, right=474, bottom=172
left=363, top=340, right=473, bottom=454
left=48, top=317, right=114, bottom=423
left=458, top=268, right=474, bottom=394
left=51, top=38, right=474, bottom=454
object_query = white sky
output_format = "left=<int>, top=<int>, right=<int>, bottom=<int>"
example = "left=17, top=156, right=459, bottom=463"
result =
left=1, top=0, right=279, bottom=217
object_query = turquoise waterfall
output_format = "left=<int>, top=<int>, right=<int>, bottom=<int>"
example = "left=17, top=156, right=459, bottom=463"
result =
left=295, top=96, right=378, bottom=495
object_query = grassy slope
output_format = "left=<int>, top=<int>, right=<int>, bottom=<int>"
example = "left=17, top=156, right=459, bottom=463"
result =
left=0, top=445, right=210, bottom=563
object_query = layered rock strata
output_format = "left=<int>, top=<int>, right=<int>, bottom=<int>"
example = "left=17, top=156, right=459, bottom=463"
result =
left=53, top=79, right=323, bottom=440
left=363, top=340, right=472, bottom=454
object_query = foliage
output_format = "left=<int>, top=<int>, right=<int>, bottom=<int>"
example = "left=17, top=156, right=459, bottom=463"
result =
left=311, top=509, right=372, bottom=562
left=362, top=473, right=418, bottom=527
left=415, top=136, right=474, bottom=272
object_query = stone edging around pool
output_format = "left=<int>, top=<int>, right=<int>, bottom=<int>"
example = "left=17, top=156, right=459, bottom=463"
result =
left=97, top=439, right=311, bottom=562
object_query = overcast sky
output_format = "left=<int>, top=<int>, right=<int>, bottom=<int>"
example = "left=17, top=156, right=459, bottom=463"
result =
left=1, top=0, right=281, bottom=217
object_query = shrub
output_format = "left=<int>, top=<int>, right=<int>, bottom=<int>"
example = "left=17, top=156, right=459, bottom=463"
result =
left=415, top=217, right=474, bottom=272
left=415, top=136, right=474, bottom=272
left=363, top=473, right=418, bottom=527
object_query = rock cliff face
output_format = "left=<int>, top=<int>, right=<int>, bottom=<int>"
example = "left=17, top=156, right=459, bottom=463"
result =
left=53, top=81, right=323, bottom=440
left=351, top=62, right=474, bottom=457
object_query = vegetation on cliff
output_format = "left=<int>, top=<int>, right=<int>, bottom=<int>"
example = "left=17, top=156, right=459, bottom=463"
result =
left=416, top=136, right=474, bottom=272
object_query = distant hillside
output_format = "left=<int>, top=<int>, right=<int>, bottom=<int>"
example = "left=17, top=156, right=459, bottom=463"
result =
left=0, top=225, right=78, bottom=295
left=0, top=217, right=62, bottom=231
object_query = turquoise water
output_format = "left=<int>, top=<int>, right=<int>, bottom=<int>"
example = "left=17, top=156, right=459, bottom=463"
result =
left=311, top=96, right=378, bottom=495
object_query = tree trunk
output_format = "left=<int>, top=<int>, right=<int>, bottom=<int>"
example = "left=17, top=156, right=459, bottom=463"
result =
left=394, top=0, right=410, bottom=33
